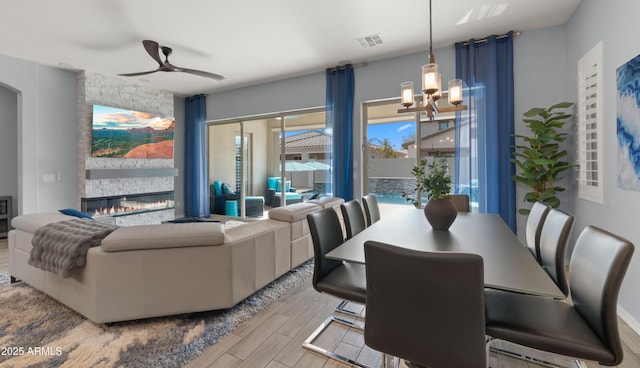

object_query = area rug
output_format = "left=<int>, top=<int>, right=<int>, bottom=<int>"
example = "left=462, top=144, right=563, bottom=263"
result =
left=0, top=261, right=313, bottom=368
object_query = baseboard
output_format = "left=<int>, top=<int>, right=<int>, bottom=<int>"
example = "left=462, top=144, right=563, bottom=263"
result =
left=618, top=305, right=640, bottom=336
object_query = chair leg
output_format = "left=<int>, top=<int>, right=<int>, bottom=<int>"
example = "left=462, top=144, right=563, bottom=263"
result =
left=382, top=353, right=398, bottom=368
left=303, top=316, right=368, bottom=367
left=335, top=299, right=366, bottom=319
left=486, top=337, right=584, bottom=368
left=485, top=337, right=493, bottom=368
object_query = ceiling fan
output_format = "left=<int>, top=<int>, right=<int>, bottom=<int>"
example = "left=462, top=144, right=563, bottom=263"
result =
left=119, top=40, right=224, bottom=80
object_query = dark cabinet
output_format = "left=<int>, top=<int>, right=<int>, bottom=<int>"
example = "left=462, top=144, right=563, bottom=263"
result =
left=0, top=196, right=11, bottom=238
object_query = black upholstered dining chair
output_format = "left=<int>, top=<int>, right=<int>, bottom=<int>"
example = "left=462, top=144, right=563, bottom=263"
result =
left=362, top=194, right=381, bottom=227
left=340, top=199, right=367, bottom=239
left=525, top=201, right=551, bottom=262
left=485, top=225, right=635, bottom=366
left=538, top=208, right=574, bottom=297
left=302, top=208, right=367, bottom=366
left=450, top=194, right=470, bottom=212
left=364, top=241, right=487, bottom=368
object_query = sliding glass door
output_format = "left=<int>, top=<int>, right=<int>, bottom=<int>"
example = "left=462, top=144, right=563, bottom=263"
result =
left=279, top=111, right=330, bottom=203
left=363, top=97, right=461, bottom=211
left=363, top=99, right=417, bottom=210
left=207, top=108, right=328, bottom=218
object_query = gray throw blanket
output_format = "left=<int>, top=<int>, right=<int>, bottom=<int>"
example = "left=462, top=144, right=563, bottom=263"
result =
left=29, top=218, right=119, bottom=278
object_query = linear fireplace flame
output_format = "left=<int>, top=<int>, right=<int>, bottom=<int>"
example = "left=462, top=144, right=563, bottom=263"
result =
left=93, top=200, right=173, bottom=217
left=82, top=191, right=174, bottom=218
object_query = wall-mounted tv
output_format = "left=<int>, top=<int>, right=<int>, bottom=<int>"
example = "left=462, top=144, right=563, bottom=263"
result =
left=91, top=104, right=175, bottom=159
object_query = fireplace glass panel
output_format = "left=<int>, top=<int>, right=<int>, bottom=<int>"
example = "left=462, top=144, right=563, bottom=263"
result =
left=81, top=191, right=174, bottom=218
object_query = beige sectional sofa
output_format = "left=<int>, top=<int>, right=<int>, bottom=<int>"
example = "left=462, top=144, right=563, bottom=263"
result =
left=8, top=198, right=344, bottom=324
left=269, top=201, right=341, bottom=268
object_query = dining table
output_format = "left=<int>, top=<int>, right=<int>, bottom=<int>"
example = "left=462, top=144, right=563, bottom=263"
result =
left=326, top=208, right=564, bottom=299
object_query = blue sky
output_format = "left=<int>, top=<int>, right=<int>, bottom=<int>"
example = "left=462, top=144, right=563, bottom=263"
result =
left=368, top=121, right=415, bottom=150
left=93, top=104, right=173, bottom=130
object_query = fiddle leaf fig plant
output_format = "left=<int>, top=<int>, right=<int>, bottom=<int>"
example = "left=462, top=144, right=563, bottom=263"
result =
left=512, top=101, right=577, bottom=215
left=403, top=156, right=452, bottom=208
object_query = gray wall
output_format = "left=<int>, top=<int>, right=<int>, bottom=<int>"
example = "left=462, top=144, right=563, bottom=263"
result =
left=513, top=25, right=571, bottom=241
left=565, top=0, right=640, bottom=330
left=0, top=54, right=77, bottom=214
left=0, top=85, right=18, bottom=218
left=1, top=0, right=639, bottom=331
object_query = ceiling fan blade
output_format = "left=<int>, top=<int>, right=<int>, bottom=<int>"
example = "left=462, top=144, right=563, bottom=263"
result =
left=142, top=40, right=164, bottom=66
left=176, top=67, right=224, bottom=80
left=118, top=69, right=160, bottom=77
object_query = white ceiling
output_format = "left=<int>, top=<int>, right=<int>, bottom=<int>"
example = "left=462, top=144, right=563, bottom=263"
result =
left=0, top=0, right=581, bottom=97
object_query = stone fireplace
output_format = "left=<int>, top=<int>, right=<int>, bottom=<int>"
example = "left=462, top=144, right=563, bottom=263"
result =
left=77, top=71, right=176, bottom=226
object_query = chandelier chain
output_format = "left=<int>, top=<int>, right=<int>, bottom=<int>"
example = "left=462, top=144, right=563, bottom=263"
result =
left=429, top=0, right=435, bottom=64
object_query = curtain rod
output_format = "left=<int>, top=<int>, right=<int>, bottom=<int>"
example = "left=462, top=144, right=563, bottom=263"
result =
left=455, top=31, right=520, bottom=47
left=326, top=62, right=367, bottom=72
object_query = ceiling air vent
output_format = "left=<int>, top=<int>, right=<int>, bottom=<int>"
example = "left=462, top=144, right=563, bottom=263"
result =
left=356, top=34, right=383, bottom=48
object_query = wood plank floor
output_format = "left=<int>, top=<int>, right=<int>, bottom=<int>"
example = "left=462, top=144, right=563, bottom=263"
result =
left=185, top=275, right=640, bottom=368
left=1, top=238, right=639, bottom=367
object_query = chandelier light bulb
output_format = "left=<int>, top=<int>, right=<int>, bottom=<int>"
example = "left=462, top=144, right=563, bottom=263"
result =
left=448, top=79, right=463, bottom=105
left=400, top=82, right=415, bottom=107
left=422, top=63, right=439, bottom=95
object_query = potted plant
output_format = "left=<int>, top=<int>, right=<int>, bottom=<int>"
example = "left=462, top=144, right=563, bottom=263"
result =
left=512, top=102, right=577, bottom=215
left=403, top=156, right=457, bottom=230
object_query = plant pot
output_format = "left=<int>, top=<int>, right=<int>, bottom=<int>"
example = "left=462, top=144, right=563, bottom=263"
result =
left=424, top=198, right=457, bottom=231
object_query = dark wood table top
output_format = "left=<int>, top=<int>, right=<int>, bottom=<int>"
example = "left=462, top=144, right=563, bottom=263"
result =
left=326, top=208, right=564, bottom=298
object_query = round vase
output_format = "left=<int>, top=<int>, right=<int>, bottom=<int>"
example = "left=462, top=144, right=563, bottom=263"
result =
left=424, top=198, right=458, bottom=231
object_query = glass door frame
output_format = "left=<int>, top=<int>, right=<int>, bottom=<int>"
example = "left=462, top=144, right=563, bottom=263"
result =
left=206, top=106, right=325, bottom=217
left=362, top=97, right=423, bottom=202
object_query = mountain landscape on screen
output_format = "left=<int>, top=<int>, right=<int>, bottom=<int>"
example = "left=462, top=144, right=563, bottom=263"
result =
left=91, top=104, right=175, bottom=159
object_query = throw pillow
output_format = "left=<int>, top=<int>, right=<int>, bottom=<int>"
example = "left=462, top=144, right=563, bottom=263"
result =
left=213, top=180, right=223, bottom=196
left=59, top=208, right=94, bottom=219
left=275, top=180, right=291, bottom=192
left=167, top=218, right=220, bottom=223
left=221, top=183, right=235, bottom=194
left=267, top=177, right=279, bottom=190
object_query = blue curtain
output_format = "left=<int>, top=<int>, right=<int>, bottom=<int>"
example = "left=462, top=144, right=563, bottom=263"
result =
left=455, top=33, right=516, bottom=232
left=326, top=65, right=355, bottom=201
left=184, top=94, right=210, bottom=218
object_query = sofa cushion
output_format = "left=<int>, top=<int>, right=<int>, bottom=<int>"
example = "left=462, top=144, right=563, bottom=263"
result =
left=269, top=202, right=321, bottom=223
left=12, top=213, right=76, bottom=233
left=307, top=196, right=344, bottom=209
left=224, top=219, right=288, bottom=242
left=101, top=222, right=226, bottom=252
left=213, top=180, right=223, bottom=196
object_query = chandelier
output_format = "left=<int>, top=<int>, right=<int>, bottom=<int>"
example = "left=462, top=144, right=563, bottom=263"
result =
left=398, top=0, right=467, bottom=119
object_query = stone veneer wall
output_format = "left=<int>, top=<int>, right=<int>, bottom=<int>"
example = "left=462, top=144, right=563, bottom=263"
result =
left=77, top=71, right=175, bottom=225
